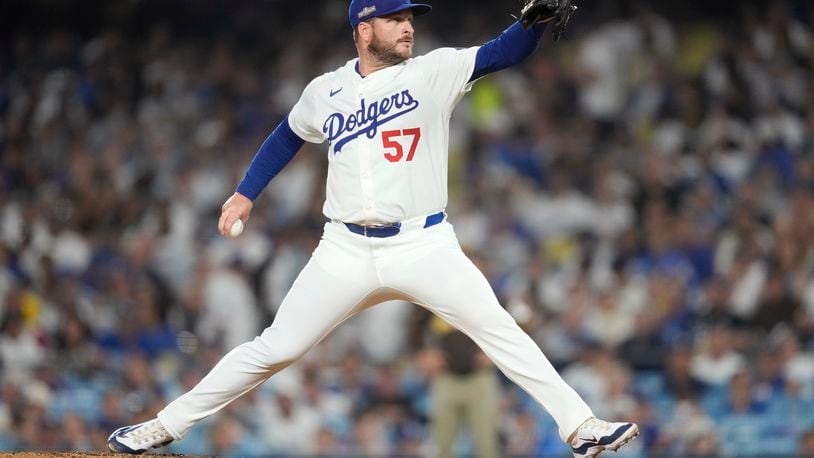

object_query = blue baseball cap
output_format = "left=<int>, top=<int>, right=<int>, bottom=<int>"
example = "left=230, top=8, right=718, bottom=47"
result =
left=349, top=0, right=432, bottom=29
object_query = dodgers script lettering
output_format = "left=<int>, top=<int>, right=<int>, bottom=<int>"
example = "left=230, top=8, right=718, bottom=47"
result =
left=323, top=90, right=420, bottom=154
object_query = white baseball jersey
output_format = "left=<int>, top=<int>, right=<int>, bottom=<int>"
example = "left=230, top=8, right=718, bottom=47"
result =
left=287, top=46, right=480, bottom=224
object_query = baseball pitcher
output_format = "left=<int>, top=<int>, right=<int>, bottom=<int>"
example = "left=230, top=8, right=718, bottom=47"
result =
left=108, top=1, right=638, bottom=456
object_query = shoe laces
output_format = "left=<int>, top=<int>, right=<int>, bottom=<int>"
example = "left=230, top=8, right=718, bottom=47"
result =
left=129, top=419, right=171, bottom=446
left=578, top=418, right=618, bottom=439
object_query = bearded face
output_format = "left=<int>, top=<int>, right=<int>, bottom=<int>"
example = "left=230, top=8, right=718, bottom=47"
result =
left=361, top=11, right=415, bottom=67
left=368, top=31, right=413, bottom=65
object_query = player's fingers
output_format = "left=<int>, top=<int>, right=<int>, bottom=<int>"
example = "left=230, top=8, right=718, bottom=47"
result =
left=232, top=208, right=251, bottom=225
left=218, top=211, right=233, bottom=236
left=232, top=194, right=253, bottom=223
left=218, top=212, right=226, bottom=235
left=219, top=192, right=252, bottom=235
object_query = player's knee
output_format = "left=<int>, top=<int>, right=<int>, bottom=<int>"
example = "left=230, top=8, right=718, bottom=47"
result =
left=253, top=332, right=308, bottom=367
left=272, top=343, right=306, bottom=365
left=458, top=306, right=514, bottom=331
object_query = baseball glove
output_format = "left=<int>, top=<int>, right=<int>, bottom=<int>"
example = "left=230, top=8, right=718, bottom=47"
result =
left=519, top=0, right=578, bottom=41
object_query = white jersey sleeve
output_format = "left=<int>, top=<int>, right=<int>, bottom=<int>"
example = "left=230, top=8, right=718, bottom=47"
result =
left=418, top=46, right=480, bottom=111
left=288, top=77, right=327, bottom=144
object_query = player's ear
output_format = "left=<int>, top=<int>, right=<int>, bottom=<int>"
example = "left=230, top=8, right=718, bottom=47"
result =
left=357, top=21, right=373, bottom=43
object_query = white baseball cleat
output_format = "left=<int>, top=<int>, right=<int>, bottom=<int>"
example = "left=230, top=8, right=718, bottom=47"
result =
left=569, top=417, right=639, bottom=458
left=107, top=418, right=174, bottom=454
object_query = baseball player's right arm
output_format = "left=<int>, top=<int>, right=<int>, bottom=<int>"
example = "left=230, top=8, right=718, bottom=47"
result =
left=219, top=79, right=324, bottom=237
left=219, top=116, right=305, bottom=236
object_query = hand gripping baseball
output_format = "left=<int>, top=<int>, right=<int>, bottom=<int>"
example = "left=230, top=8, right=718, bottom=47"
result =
left=219, top=192, right=253, bottom=238
left=519, top=0, right=578, bottom=41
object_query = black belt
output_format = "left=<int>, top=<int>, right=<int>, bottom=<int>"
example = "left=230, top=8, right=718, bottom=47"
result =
left=344, top=211, right=445, bottom=238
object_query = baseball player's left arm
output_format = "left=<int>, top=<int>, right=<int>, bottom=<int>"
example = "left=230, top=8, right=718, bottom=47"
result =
left=469, top=21, right=547, bottom=82
left=421, top=19, right=557, bottom=106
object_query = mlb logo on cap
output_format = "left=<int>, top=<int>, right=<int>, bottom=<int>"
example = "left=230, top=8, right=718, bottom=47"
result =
left=348, top=0, right=432, bottom=29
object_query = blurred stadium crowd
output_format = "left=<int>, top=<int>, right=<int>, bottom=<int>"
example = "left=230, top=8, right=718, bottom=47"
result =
left=1, top=0, right=814, bottom=456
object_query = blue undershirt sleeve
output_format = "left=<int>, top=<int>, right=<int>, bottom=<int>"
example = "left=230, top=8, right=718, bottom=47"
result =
left=236, top=115, right=306, bottom=201
left=470, top=22, right=547, bottom=82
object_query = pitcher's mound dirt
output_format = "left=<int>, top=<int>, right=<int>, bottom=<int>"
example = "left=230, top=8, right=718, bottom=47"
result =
left=0, top=453, right=187, bottom=457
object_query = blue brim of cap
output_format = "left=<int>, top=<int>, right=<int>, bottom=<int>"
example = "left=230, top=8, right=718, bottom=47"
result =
left=350, top=2, right=432, bottom=29
left=379, top=3, right=432, bottom=18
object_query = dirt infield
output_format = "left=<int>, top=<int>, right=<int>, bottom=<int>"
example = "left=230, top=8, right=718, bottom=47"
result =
left=0, top=454, right=185, bottom=457
left=0, top=454, right=116, bottom=458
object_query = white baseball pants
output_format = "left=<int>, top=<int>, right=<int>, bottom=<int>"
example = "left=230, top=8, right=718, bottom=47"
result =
left=157, top=217, right=593, bottom=442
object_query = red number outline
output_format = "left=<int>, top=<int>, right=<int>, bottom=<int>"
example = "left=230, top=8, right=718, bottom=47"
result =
left=382, top=130, right=403, bottom=162
left=402, top=128, right=421, bottom=162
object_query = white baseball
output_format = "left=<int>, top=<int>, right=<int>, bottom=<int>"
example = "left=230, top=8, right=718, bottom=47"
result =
left=229, top=219, right=244, bottom=238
